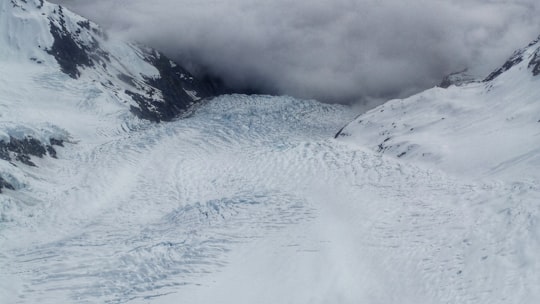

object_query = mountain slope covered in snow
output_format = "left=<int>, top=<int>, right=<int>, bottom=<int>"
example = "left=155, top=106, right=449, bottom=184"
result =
left=1, top=0, right=214, bottom=122
left=337, top=37, right=540, bottom=182
left=0, top=0, right=215, bottom=198
left=1, top=1, right=540, bottom=304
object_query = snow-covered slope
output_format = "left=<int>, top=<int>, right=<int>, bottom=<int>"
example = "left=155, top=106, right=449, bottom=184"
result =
left=2, top=93, right=539, bottom=304
left=0, top=0, right=214, bottom=196
left=1, top=0, right=214, bottom=123
left=337, top=37, right=540, bottom=182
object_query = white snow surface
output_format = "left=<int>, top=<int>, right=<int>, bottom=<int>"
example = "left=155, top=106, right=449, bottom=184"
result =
left=1, top=88, right=540, bottom=303
left=0, top=1, right=540, bottom=303
left=338, top=39, right=540, bottom=182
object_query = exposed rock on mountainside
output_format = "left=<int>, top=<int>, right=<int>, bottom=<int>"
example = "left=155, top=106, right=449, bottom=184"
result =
left=4, top=0, right=215, bottom=122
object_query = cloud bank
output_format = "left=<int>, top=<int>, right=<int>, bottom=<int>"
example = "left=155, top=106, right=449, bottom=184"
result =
left=52, top=0, right=540, bottom=104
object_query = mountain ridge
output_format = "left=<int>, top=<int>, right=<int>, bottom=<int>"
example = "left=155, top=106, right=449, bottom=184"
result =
left=2, top=0, right=215, bottom=122
left=337, top=34, right=540, bottom=182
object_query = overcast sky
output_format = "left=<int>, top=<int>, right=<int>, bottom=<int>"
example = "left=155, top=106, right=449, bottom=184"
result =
left=52, top=0, right=540, bottom=105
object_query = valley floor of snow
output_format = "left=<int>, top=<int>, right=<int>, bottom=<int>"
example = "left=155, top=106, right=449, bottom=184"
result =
left=1, top=95, right=539, bottom=303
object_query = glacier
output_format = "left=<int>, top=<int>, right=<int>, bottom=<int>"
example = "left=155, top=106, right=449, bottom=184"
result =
left=1, top=0, right=540, bottom=303
left=5, top=93, right=538, bottom=304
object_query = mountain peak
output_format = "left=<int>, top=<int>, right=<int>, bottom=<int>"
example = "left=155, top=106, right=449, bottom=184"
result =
left=484, top=35, right=540, bottom=82
left=1, top=0, right=215, bottom=122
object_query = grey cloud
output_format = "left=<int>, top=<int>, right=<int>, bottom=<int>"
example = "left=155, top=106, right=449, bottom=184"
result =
left=51, top=0, right=540, bottom=104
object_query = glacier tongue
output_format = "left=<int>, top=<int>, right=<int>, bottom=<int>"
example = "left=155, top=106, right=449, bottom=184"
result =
left=1, top=95, right=540, bottom=304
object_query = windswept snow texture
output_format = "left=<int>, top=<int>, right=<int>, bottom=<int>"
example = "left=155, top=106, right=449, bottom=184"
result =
left=0, top=90, right=538, bottom=304
left=2, top=93, right=539, bottom=304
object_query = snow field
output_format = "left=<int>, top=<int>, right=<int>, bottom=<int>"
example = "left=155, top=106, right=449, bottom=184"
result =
left=1, top=95, right=539, bottom=303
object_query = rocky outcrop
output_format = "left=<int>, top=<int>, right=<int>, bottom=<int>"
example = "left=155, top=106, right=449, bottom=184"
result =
left=0, top=176, right=14, bottom=193
left=484, top=35, right=540, bottom=81
left=0, top=136, right=63, bottom=167
left=6, top=0, right=216, bottom=122
left=127, top=50, right=214, bottom=122
left=439, top=69, right=476, bottom=88
left=46, top=6, right=106, bottom=79
left=484, top=50, right=524, bottom=82
left=41, top=2, right=215, bottom=121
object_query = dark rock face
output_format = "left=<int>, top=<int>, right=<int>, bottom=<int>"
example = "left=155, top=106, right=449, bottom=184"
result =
left=48, top=21, right=92, bottom=78
left=528, top=48, right=540, bottom=76
left=43, top=5, right=215, bottom=122
left=439, top=69, right=476, bottom=88
left=334, top=125, right=348, bottom=138
left=0, top=176, right=15, bottom=193
left=484, top=35, right=540, bottom=79
left=0, top=137, right=63, bottom=167
left=46, top=6, right=108, bottom=79
left=484, top=50, right=524, bottom=82
left=50, top=138, right=64, bottom=147
left=127, top=51, right=215, bottom=122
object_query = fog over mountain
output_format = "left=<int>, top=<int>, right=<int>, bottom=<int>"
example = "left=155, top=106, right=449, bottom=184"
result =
left=51, top=0, right=540, bottom=104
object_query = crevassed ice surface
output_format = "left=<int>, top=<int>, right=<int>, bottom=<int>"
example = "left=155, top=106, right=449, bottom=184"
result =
left=1, top=93, right=539, bottom=304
